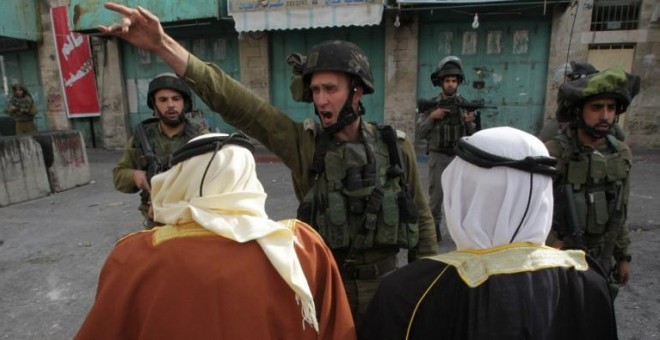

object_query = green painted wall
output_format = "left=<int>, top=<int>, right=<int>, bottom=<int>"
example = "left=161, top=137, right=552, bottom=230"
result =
left=418, top=16, right=551, bottom=134
left=269, top=26, right=385, bottom=124
left=0, top=0, right=40, bottom=41
left=70, top=0, right=228, bottom=32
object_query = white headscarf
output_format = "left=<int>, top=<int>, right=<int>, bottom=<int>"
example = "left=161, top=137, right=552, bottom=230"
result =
left=150, top=133, right=319, bottom=332
left=441, top=127, right=554, bottom=250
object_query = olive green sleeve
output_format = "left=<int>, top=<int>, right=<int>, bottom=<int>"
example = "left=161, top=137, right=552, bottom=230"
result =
left=400, top=137, right=439, bottom=260
left=544, top=139, right=565, bottom=244
left=182, top=54, right=315, bottom=200
left=416, top=113, right=433, bottom=141
left=112, top=137, right=141, bottom=194
left=544, top=139, right=566, bottom=172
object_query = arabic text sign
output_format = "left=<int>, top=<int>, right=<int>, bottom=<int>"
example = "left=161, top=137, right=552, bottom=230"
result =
left=51, top=6, right=100, bottom=118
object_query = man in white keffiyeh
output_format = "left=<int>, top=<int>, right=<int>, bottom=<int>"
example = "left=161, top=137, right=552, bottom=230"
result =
left=76, top=133, right=356, bottom=340
left=359, top=127, right=617, bottom=340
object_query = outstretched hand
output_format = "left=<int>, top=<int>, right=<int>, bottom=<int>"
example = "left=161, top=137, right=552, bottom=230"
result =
left=97, top=2, right=164, bottom=52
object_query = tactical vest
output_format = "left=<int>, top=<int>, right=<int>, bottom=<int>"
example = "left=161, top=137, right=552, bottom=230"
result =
left=134, top=117, right=200, bottom=205
left=135, top=118, right=199, bottom=169
left=299, top=123, right=419, bottom=251
left=428, top=95, right=468, bottom=154
left=555, top=134, right=631, bottom=251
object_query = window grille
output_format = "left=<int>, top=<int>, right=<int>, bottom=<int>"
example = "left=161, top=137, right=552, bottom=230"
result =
left=591, top=0, right=641, bottom=31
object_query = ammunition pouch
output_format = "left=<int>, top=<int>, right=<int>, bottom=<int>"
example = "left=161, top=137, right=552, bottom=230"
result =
left=301, top=123, right=419, bottom=251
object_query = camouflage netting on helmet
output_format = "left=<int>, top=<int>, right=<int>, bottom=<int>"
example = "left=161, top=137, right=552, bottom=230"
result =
left=556, top=68, right=641, bottom=122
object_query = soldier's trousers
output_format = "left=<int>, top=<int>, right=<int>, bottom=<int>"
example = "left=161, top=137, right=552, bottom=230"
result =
left=428, top=151, right=453, bottom=241
left=343, top=277, right=381, bottom=323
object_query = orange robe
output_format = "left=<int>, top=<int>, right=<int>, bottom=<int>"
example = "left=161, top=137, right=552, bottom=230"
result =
left=76, top=220, right=355, bottom=339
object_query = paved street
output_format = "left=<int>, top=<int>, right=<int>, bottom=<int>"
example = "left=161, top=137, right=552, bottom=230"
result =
left=1, top=147, right=659, bottom=339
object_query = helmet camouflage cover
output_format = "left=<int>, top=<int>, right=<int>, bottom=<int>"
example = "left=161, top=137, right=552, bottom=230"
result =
left=302, top=40, right=374, bottom=96
left=556, top=68, right=640, bottom=122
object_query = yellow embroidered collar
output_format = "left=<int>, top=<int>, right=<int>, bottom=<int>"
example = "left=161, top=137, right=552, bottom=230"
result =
left=428, top=242, right=588, bottom=287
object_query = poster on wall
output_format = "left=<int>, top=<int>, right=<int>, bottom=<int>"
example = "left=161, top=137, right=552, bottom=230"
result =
left=50, top=5, right=100, bottom=118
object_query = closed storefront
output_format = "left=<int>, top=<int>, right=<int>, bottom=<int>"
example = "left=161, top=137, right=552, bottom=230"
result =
left=417, top=14, right=551, bottom=133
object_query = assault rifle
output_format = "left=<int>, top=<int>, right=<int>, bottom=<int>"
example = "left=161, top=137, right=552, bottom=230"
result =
left=133, top=119, right=165, bottom=183
left=417, top=97, right=496, bottom=131
left=417, top=97, right=496, bottom=115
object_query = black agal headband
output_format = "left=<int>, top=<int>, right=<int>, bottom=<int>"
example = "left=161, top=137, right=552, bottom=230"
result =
left=455, top=137, right=558, bottom=177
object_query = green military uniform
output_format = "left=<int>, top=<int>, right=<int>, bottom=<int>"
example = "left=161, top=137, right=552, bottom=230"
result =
left=545, top=128, right=632, bottom=281
left=7, top=85, right=37, bottom=134
left=182, top=54, right=439, bottom=317
left=113, top=118, right=204, bottom=229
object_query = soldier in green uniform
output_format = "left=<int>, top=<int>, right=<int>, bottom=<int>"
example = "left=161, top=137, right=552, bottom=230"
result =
left=6, top=84, right=38, bottom=134
left=113, top=73, right=206, bottom=229
left=416, top=56, right=477, bottom=241
left=99, top=2, right=439, bottom=320
left=546, top=67, right=639, bottom=298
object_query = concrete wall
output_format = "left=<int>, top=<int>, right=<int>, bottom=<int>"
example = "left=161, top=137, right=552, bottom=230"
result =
left=0, top=130, right=90, bottom=206
left=238, top=34, right=271, bottom=103
left=384, top=11, right=420, bottom=142
left=37, top=0, right=72, bottom=132
left=94, top=38, right=129, bottom=150
left=33, top=130, right=90, bottom=193
left=0, top=136, right=51, bottom=206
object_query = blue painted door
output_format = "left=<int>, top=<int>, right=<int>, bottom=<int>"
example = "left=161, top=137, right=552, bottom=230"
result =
left=120, top=22, right=239, bottom=133
left=417, top=16, right=551, bottom=134
left=269, top=26, right=385, bottom=124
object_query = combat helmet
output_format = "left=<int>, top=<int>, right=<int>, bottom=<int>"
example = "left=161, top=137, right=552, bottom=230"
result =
left=557, top=68, right=640, bottom=122
left=431, top=56, right=464, bottom=87
left=302, top=40, right=374, bottom=96
left=147, top=73, right=193, bottom=113
left=558, top=68, right=640, bottom=139
left=299, top=40, right=374, bottom=133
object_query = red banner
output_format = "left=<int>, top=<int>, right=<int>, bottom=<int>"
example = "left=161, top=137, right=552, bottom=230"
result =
left=50, top=6, right=100, bottom=118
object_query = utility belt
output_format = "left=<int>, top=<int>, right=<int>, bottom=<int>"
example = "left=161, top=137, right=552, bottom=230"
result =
left=341, top=256, right=397, bottom=280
